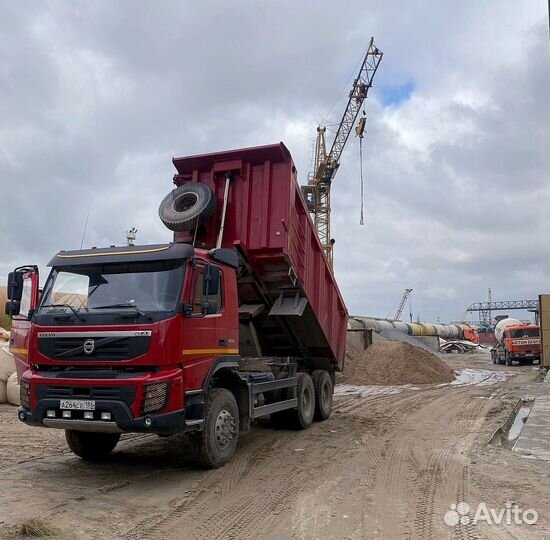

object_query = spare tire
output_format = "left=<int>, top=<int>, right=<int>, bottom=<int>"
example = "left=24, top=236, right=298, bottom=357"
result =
left=159, top=183, right=216, bottom=232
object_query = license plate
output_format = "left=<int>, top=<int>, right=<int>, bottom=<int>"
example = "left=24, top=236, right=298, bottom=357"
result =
left=60, top=399, right=96, bottom=411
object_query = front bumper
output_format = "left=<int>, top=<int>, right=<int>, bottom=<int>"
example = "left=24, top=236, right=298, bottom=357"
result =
left=18, top=400, right=189, bottom=435
left=18, top=367, right=205, bottom=435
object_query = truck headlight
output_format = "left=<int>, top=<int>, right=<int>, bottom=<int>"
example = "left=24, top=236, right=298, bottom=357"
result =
left=142, top=382, right=169, bottom=414
left=20, top=379, right=30, bottom=410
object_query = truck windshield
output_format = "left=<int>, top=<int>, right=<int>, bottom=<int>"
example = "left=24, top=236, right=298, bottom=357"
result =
left=38, top=260, right=184, bottom=314
left=508, top=328, right=540, bottom=338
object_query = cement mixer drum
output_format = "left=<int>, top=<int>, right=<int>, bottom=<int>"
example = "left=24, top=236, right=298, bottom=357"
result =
left=494, top=318, right=522, bottom=343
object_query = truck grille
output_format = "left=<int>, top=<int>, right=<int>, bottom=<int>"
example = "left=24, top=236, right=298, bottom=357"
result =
left=35, top=384, right=136, bottom=405
left=38, top=335, right=150, bottom=361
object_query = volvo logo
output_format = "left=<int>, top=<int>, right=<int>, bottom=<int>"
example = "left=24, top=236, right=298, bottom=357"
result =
left=83, top=339, right=95, bottom=355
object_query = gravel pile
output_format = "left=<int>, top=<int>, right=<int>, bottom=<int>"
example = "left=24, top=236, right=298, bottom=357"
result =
left=378, top=329, right=434, bottom=352
left=340, top=341, right=455, bottom=386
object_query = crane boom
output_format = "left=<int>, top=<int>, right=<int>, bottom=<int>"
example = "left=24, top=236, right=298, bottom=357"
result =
left=394, top=288, right=413, bottom=321
left=303, top=37, right=383, bottom=267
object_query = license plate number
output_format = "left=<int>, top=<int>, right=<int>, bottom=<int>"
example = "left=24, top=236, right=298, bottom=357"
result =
left=60, top=399, right=96, bottom=411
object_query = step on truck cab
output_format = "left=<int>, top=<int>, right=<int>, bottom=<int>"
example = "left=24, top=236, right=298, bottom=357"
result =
left=6, top=143, right=348, bottom=468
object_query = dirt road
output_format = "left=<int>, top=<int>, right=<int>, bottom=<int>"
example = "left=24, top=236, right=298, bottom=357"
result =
left=1, top=351, right=548, bottom=540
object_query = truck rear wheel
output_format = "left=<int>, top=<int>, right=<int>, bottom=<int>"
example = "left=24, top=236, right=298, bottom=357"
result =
left=287, top=373, right=315, bottom=430
left=505, top=352, right=513, bottom=366
left=65, top=430, right=120, bottom=461
left=158, top=183, right=216, bottom=232
left=491, top=351, right=496, bottom=364
left=312, top=370, right=333, bottom=421
left=271, top=373, right=315, bottom=429
left=190, top=388, right=239, bottom=469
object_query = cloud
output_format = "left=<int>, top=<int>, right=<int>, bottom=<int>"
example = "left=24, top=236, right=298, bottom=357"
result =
left=1, top=0, right=548, bottom=324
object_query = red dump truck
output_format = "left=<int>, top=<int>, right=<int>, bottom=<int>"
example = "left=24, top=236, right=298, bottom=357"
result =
left=5, top=143, right=348, bottom=468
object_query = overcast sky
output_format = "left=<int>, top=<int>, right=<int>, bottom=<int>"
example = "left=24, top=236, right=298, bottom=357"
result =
left=1, top=1, right=549, bottom=323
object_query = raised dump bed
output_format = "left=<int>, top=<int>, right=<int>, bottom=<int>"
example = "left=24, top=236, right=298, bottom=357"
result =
left=172, top=143, right=347, bottom=369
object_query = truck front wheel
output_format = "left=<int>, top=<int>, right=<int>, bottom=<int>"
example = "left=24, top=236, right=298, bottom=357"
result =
left=65, top=430, right=120, bottom=461
left=312, top=370, right=333, bottom=421
left=190, top=388, right=239, bottom=469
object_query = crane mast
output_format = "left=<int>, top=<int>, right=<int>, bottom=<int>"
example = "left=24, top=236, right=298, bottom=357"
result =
left=303, top=37, right=383, bottom=267
left=394, top=288, right=413, bottom=321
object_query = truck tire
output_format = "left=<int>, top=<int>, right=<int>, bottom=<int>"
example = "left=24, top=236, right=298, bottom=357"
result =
left=491, top=351, right=496, bottom=364
left=505, top=351, right=513, bottom=366
left=158, top=183, right=216, bottom=232
left=189, top=388, right=239, bottom=469
left=65, top=430, right=120, bottom=461
left=312, top=370, right=333, bottom=421
left=287, top=373, right=315, bottom=430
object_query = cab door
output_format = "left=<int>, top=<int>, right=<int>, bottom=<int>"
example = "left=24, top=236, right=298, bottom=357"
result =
left=6, top=267, right=39, bottom=378
left=181, top=260, right=239, bottom=389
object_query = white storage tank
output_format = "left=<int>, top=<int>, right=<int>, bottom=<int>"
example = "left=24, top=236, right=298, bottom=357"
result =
left=392, top=321, right=409, bottom=333
left=374, top=320, right=394, bottom=333
left=443, top=325, right=459, bottom=339
left=433, top=324, right=445, bottom=337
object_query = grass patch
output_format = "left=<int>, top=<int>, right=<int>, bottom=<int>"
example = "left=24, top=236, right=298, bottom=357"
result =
left=18, top=518, right=56, bottom=537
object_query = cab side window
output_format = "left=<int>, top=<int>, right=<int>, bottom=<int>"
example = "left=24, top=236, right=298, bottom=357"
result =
left=191, top=265, right=222, bottom=315
left=18, top=277, right=33, bottom=318
left=192, top=266, right=205, bottom=315
left=206, top=267, right=222, bottom=314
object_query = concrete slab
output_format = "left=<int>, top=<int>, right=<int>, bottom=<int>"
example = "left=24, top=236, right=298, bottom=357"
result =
left=513, top=392, right=550, bottom=461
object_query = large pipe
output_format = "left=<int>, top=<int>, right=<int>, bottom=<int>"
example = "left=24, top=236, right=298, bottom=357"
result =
left=351, top=317, right=475, bottom=339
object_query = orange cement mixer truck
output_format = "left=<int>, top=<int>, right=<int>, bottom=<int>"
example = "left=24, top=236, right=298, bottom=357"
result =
left=490, top=318, right=541, bottom=366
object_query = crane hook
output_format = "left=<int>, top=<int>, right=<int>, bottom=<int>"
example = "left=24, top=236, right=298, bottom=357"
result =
left=355, top=115, right=366, bottom=139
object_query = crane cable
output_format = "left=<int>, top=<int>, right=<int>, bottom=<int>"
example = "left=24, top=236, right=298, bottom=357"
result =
left=356, top=112, right=367, bottom=226
left=359, top=135, right=364, bottom=225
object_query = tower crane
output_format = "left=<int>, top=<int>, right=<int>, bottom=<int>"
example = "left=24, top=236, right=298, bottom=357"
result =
left=394, top=288, right=413, bottom=321
left=302, top=37, right=383, bottom=267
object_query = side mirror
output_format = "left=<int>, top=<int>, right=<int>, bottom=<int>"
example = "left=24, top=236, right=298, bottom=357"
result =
left=5, top=300, right=21, bottom=317
left=203, top=265, right=220, bottom=296
left=7, top=272, right=24, bottom=301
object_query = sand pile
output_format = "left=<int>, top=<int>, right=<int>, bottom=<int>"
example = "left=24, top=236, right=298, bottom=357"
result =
left=340, top=341, right=455, bottom=386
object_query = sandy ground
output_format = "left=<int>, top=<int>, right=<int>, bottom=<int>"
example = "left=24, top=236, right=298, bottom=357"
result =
left=0, top=351, right=548, bottom=540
